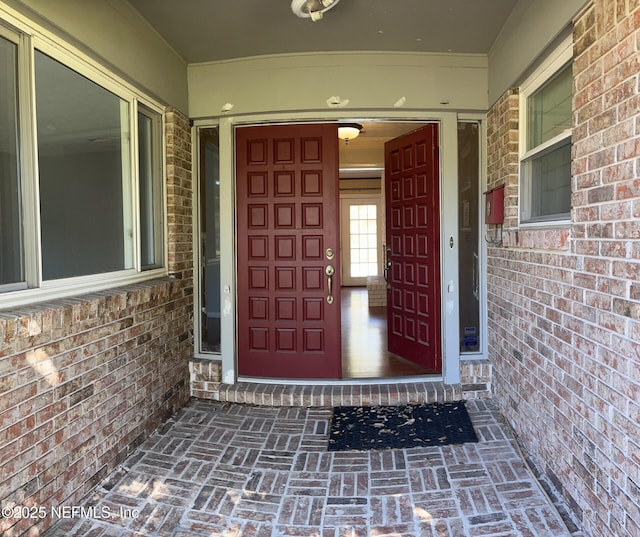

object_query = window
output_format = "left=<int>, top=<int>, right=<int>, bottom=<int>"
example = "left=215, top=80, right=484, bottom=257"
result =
left=138, top=105, right=164, bottom=269
left=458, top=121, right=481, bottom=353
left=520, top=37, right=572, bottom=224
left=348, top=204, right=378, bottom=278
left=0, top=32, right=23, bottom=290
left=36, top=51, right=134, bottom=280
left=0, top=22, right=164, bottom=307
left=199, top=127, right=221, bottom=353
left=339, top=195, right=383, bottom=287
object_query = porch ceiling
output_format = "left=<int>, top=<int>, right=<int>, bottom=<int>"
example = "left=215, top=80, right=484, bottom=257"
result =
left=128, top=0, right=517, bottom=64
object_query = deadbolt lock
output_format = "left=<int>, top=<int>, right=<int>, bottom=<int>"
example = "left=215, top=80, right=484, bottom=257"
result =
left=325, top=247, right=335, bottom=260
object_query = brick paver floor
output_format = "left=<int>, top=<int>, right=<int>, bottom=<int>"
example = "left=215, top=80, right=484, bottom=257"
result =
left=47, top=399, right=578, bottom=536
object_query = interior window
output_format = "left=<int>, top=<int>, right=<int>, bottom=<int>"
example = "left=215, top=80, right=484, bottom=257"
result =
left=35, top=50, right=133, bottom=280
left=348, top=204, right=378, bottom=278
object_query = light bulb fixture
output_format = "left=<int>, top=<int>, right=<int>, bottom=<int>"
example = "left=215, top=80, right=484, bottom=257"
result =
left=337, top=123, right=362, bottom=144
left=291, top=0, right=340, bottom=21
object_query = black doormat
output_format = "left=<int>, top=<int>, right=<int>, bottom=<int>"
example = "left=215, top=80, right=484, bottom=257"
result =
left=327, top=401, right=478, bottom=451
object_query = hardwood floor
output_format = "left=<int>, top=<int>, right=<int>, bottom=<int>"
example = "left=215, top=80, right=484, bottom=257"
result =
left=340, top=287, right=437, bottom=379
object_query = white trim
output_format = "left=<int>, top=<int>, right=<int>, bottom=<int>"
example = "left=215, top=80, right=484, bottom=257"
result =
left=520, top=128, right=572, bottom=162
left=0, top=268, right=167, bottom=310
left=218, top=118, right=236, bottom=384
left=439, top=113, right=461, bottom=384
left=121, top=100, right=135, bottom=269
left=339, top=194, right=383, bottom=287
left=18, top=33, right=40, bottom=290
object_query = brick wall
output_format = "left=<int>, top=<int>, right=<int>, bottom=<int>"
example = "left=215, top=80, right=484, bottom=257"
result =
left=0, top=108, right=193, bottom=537
left=487, top=2, right=640, bottom=536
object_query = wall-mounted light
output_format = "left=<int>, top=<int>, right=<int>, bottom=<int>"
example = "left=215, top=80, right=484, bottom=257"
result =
left=337, top=123, right=362, bottom=144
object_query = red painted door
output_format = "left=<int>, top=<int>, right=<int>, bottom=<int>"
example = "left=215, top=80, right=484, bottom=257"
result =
left=385, top=124, right=442, bottom=372
left=236, top=124, right=342, bottom=379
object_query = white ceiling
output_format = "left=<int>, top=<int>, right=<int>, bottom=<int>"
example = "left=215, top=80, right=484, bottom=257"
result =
left=128, top=0, right=518, bottom=64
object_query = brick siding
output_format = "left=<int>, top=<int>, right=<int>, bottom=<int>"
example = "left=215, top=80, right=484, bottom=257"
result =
left=487, top=2, right=640, bottom=536
left=0, top=108, right=194, bottom=536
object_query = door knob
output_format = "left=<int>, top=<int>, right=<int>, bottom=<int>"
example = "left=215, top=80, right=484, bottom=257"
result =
left=325, top=264, right=335, bottom=304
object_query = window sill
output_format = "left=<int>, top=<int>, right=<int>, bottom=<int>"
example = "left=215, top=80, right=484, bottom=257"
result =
left=0, top=268, right=169, bottom=311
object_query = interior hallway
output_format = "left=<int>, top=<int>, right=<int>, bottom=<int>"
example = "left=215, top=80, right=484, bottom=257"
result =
left=341, top=287, right=437, bottom=379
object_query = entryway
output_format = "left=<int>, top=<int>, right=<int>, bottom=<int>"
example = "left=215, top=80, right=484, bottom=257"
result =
left=196, top=116, right=482, bottom=386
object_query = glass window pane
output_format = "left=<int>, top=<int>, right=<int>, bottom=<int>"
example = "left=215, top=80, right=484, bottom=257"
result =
left=200, top=128, right=221, bottom=353
left=35, top=51, right=133, bottom=280
left=527, top=62, right=572, bottom=150
left=0, top=36, right=23, bottom=287
left=458, top=122, right=480, bottom=352
left=347, top=203, right=379, bottom=279
left=529, top=138, right=572, bottom=220
left=138, top=106, right=164, bottom=269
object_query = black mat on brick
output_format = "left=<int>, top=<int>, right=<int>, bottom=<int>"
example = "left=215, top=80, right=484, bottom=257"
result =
left=327, top=401, right=478, bottom=451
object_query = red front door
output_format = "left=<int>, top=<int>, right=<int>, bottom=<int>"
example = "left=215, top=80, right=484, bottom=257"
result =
left=385, top=124, right=442, bottom=372
left=236, top=124, right=342, bottom=379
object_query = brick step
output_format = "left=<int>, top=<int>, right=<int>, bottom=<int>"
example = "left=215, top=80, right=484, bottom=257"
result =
left=190, top=358, right=492, bottom=407
left=190, top=359, right=465, bottom=407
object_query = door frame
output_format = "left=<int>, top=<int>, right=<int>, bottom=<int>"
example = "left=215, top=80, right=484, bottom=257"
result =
left=193, top=111, right=463, bottom=385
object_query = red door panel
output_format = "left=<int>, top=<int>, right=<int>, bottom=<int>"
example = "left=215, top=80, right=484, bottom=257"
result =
left=236, top=124, right=341, bottom=379
left=385, top=124, right=441, bottom=372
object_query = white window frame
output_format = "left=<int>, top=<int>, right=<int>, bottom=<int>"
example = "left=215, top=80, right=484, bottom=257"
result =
left=0, top=13, right=167, bottom=309
left=518, top=35, right=573, bottom=226
left=339, top=193, right=384, bottom=287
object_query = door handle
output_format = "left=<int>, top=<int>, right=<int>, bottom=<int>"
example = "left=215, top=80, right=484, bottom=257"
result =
left=325, top=264, right=335, bottom=304
left=383, top=247, right=392, bottom=283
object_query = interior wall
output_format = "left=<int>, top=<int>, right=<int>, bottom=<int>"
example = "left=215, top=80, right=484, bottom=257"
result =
left=39, top=150, right=125, bottom=279
left=2, top=0, right=188, bottom=111
left=0, top=152, right=20, bottom=284
left=188, top=52, right=488, bottom=118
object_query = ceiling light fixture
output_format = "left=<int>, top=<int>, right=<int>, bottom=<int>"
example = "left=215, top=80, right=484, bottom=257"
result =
left=337, top=123, right=362, bottom=144
left=291, top=0, right=340, bottom=22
